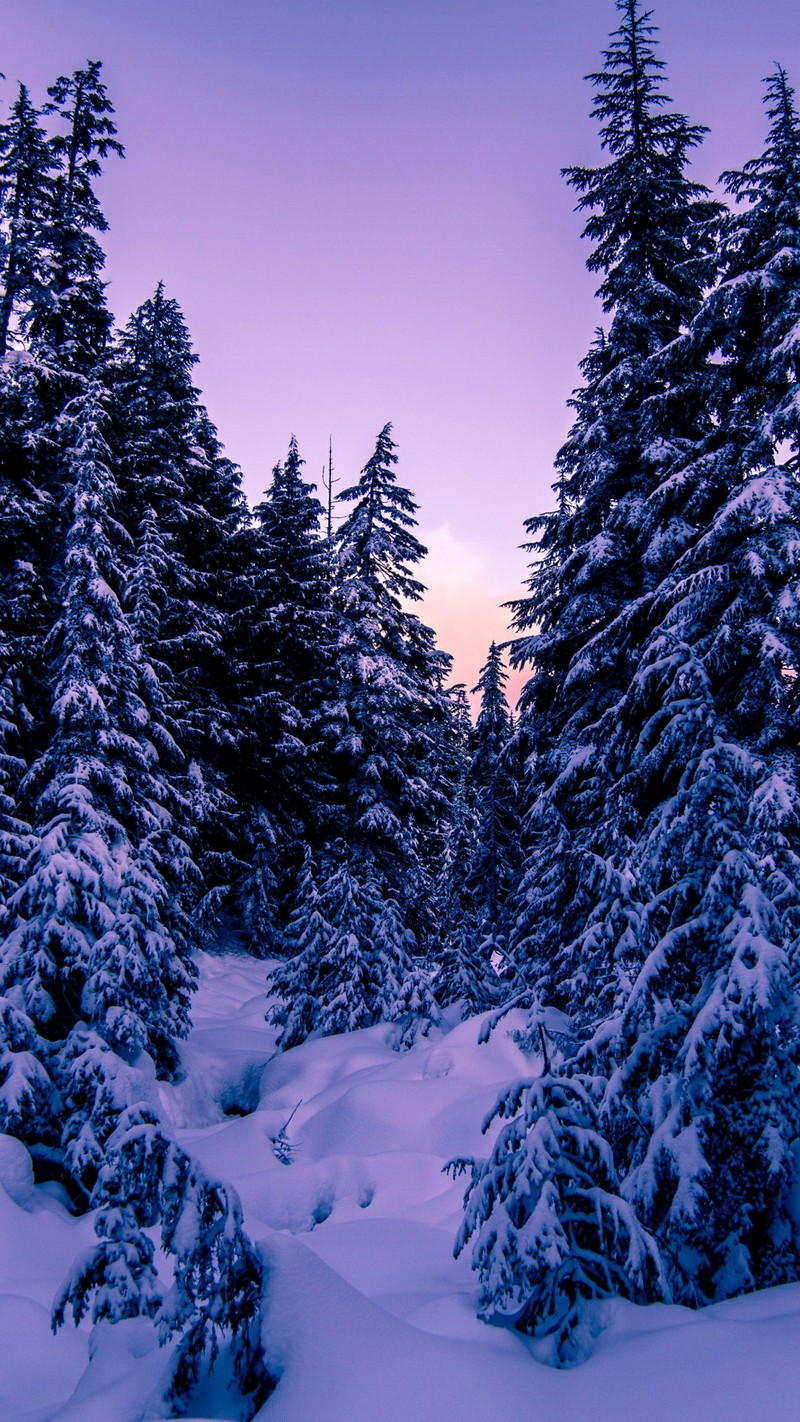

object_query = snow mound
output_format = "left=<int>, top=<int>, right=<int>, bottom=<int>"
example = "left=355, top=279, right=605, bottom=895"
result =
left=3, top=949, right=800, bottom=1420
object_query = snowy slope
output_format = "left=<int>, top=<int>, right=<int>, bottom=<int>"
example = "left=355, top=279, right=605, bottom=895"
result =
left=2, top=949, right=800, bottom=1421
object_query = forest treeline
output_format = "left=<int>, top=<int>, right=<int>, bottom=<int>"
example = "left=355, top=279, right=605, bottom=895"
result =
left=1, top=0, right=800, bottom=1410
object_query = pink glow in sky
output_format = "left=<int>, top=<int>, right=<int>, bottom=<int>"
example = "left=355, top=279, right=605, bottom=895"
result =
left=2, top=0, right=799, bottom=700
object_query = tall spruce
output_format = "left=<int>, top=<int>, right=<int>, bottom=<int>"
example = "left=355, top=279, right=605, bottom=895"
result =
left=268, top=424, right=450, bottom=1039
left=0, top=377, right=194, bottom=1098
left=576, top=64, right=800, bottom=1301
left=432, top=684, right=492, bottom=1014
left=0, top=83, right=54, bottom=360
left=468, top=643, right=519, bottom=946
left=0, top=375, right=269, bottom=1412
left=267, top=847, right=441, bottom=1049
left=479, top=7, right=800, bottom=1342
left=467, top=0, right=765, bottom=1345
left=451, top=1061, right=667, bottom=1366
left=434, top=655, right=520, bottom=1017
left=31, top=62, right=123, bottom=376
left=509, top=0, right=719, bottom=1015
left=111, top=285, right=248, bottom=922
left=237, top=436, right=338, bottom=942
left=0, top=66, right=122, bottom=815
left=333, top=423, right=452, bottom=909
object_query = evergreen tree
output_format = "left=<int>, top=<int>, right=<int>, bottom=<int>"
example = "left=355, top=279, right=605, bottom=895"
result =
left=432, top=676, right=509, bottom=1017
left=468, top=643, right=519, bottom=948
left=435, top=916, right=499, bottom=1017
left=0, top=66, right=275, bottom=1409
left=0, top=64, right=121, bottom=801
left=509, top=0, right=719, bottom=1016
left=429, top=685, right=476, bottom=935
left=111, top=285, right=248, bottom=922
left=0, top=375, right=269, bottom=1411
left=236, top=436, right=338, bottom=940
left=578, top=64, right=800, bottom=1300
left=31, top=61, right=123, bottom=374
left=333, top=424, right=452, bottom=925
left=0, top=682, right=27, bottom=922
left=267, top=847, right=333, bottom=1048
left=696, top=66, right=800, bottom=470
left=268, top=858, right=379, bottom=1041
left=490, top=11, right=800, bottom=1330
left=267, top=850, right=439, bottom=1048
left=0, top=83, right=54, bottom=360
left=413, top=673, right=471, bottom=958
left=0, top=377, right=194, bottom=1160
left=54, top=1103, right=272, bottom=1417
left=451, top=1065, right=667, bottom=1365
left=0, top=370, right=57, bottom=842
left=370, top=881, right=440, bottom=1048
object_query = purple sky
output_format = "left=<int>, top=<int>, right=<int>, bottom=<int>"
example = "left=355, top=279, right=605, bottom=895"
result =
left=2, top=0, right=799, bottom=698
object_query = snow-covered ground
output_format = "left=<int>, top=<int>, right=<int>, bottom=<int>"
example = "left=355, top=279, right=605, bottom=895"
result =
left=3, top=950, right=800, bottom=1421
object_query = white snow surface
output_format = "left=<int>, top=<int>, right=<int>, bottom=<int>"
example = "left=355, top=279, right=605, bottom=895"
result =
left=2, top=948, right=800, bottom=1420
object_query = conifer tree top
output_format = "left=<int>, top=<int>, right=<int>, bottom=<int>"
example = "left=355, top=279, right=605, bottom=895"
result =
left=337, top=423, right=427, bottom=603
left=722, top=67, right=800, bottom=264
left=45, top=62, right=124, bottom=235
left=564, top=0, right=717, bottom=337
left=121, top=282, right=199, bottom=387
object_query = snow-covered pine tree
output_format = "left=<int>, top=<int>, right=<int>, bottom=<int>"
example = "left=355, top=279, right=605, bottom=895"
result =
left=468, top=644, right=520, bottom=954
left=0, top=667, right=31, bottom=934
left=0, top=374, right=269, bottom=1412
left=0, top=83, right=55, bottom=361
left=0, top=62, right=122, bottom=813
left=508, top=0, right=720, bottom=1020
left=429, top=685, right=475, bottom=925
left=0, top=371, right=56, bottom=883
left=288, top=857, right=378, bottom=1038
left=0, top=375, right=194, bottom=1162
left=463, top=0, right=744, bottom=1336
left=111, top=285, right=249, bottom=927
left=54, top=1101, right=272, bottom=1418
left=435, top=914, right=500, bottom=1018
left=237, top=436, right=339, bottom=942
left=579, top=64, right=800, bottom=1301
left=410, top=669, right=472, bottom=960
left=268, top=847, right=439, bottom=1047
left=370, top=880, right=440, bottom=1048
left=451, top=1064, right=667, bottom=1366
left=490, top=18, right=800, bottom=1319
left=432, top=681, right=504, bottom=1017
left=267, top=846, right=333, bottom=1048
left=0, top=71, right=272, bottom=1411
left=333, top=424, right=453, bottom=927
left=31, top=62, right=123, bottom=378
left=0, top=68, right=123, bottom=1160
left=295, top=423, right=454, bottom=1035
